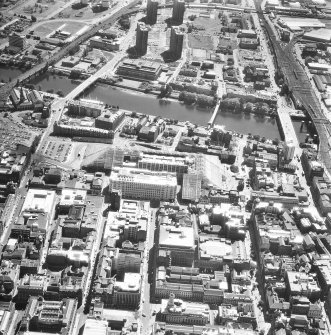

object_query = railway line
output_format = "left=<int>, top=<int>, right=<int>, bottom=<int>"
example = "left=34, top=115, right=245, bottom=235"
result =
left=255, top=0, right=331, bottom=174
left=0, top=0, right=141, bottom=104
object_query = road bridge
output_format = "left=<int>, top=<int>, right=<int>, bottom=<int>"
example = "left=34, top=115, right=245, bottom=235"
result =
left=0, top=0, right=141, bottom=104
left=208, top=99, right=221, bottom=128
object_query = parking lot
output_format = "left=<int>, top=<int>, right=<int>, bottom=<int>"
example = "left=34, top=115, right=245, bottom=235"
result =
left=40, top=140, right=72, bottom=163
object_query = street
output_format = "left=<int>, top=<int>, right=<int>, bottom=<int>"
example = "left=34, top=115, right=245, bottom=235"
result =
left=140, top=208, right=157, bottom=335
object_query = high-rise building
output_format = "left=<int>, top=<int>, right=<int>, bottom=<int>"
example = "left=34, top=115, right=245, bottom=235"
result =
left=146, top=0, right=158, bottom=25
left=172, top=0, right=185, bottom=24
left=284, top=138, right=295, bottom=161
left=170, top=26, right=184, bottom=59
left=135, top=22, right=149, bottom=56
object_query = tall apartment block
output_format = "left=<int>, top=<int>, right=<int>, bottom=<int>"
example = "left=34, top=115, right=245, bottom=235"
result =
left=170, top=26, right=184, bottom=59
left=172, top=0, right=185, bottom=24
left=146, top=0, right=158, bottom=25
left=135, top=22, right=149, bottom=56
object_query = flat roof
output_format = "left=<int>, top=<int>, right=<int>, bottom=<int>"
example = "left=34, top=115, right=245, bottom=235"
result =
left=304, top=28, right=331, bottom=42
left=199, top=239, right=232, bottom=259
left=21, top=189, right=56, bottom=214
left=60, top=189, right=87, bottom=207
left=110, top=168, right=177, bottom=186
left=114, top=273, right=141, bottom=292
left=83, top=319, right=108, bottom=335
left=159, top=225, right=195, bottom=249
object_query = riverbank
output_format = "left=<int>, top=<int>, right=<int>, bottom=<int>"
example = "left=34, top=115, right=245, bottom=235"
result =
left=17, top=71, right=281, bottom=138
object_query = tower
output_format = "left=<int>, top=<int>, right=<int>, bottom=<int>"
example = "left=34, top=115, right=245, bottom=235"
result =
left=170, top=26, right=184, bottom=59
left=135, top=22, right=149, bottom=56
left=284, top=138, right=295, bottom=161
left=172, top=0, right=185, bottom=25
left=146, top=0, right=158, bottom=25
left=167, top=293, right=175, bottom=309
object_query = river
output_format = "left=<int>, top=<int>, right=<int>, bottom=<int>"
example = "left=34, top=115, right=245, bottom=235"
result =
left=0, top=69, right=281, bottom=139
left=82, top=84, right=281, bottom=139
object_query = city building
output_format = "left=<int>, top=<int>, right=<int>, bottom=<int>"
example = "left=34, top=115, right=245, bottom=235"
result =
left=182, top=173, right=202, bottom=202
left=58, top=189, right=87, bottom=213
left=239, top=38, right=259, bottom=50
left=16, top=189, right=56, bottom=235
left=285, top=271, right=321, bottom=301
left=83, top=319, right=108, bottom=335
left=196, top=236, right=250, bottom=271
left=153, top=266, right=228, bottom=304
left=301, top=148, right=324, bottom=184
left=170, top=26, right=184, bottom=59
left=157, top=294, right=210, bottom=325
left=284, top=139, right=295, bottom=161
left=0, top=150, right=28, bottom=184
left=0, top=261, right=19, bottom=300
left=95, top=109, right=125, bottom=131
left=137, top=153, right=190, bottom=176
left=67, top=99, right=104, bottom=117
left=158, top=224, right=195, bottom=266
left=0, top=308, right=12, bottom=335
left=27, top=90, right=44, bottom=112
left=21, top=297, right=77, bottom=333
left=89, top=36, right=120, bottom=51
left=112, top=273, right=141, bottom=310
left=136, top=22, right=149, bottom=56
left=152, top=323, right=257, bottom=335
left=109, top=167, right=177, bottom=201
left=17, top=274, right=47, bottom=303
left=147, top=0, right=158, bottom=25
left=172, top=0, right=185, bottom=24
left=53, top=122, right=114, bottom=140
left=21, top=189, right=56, bottom=214
left=116, top=59, right=162, bottom=81
left=106, top=199, right=149, bottom=243
left=311, top=176, right=331, bottom=215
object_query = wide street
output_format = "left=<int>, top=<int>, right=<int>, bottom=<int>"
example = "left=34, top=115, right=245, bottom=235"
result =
left=140, top=208, right=157, bottom=335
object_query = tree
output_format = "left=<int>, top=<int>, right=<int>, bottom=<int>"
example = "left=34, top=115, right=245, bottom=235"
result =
left=46, top=89, right=54, bottom=94
left=56, top=90, right=64, bottom=97
left=196, top=94, right=216, bottom=107
left=179, top=91, right=196, bottom=104
left=118, top=17, right=130, bottom=30
left=25, top=84, right=35, bottom=90
left=31, top=15, right=37, bottom=22
left=188, top=15, right=197, bottom=21
left=273, top=138, right=280, bottom=145
left=244, top=102, right=254, bottom=113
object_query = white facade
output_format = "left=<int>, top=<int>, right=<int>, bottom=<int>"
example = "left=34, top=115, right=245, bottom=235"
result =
left=109, top=167, right=177, bottom=200
left=284, top=139, right=295, bottom=161
left=21, top=189, right=56, bottom=214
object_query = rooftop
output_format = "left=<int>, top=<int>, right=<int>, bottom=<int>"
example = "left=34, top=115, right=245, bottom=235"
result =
left=83, top=319, right=108, bottom=335
left=110, top=167, right=177, bottom=186
left=159, top=225, right=195, bottom=249
left=21, top=189, right=56, bottom=214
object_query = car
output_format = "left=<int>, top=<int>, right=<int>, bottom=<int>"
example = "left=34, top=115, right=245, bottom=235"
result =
left=142, top=313, right=146, bottom=317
